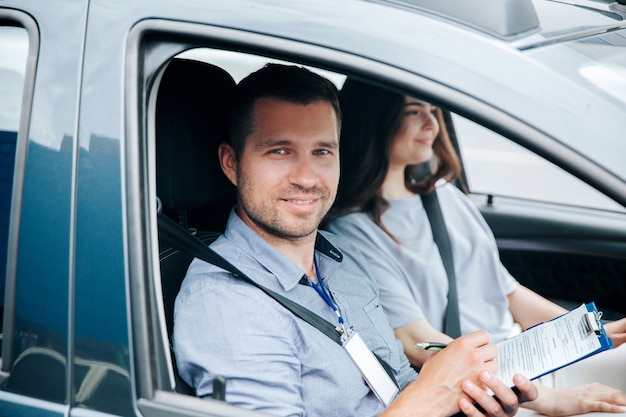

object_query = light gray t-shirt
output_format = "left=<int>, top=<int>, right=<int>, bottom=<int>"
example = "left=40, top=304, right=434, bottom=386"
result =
left=327, top=182, right=519, bottom=342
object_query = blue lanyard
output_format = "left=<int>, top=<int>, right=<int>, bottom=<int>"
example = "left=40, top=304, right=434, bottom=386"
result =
left=310, top=255, right=345, bottom=327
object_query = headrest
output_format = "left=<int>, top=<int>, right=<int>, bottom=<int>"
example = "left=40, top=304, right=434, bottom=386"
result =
left=156, top=58, right=236, bottom=211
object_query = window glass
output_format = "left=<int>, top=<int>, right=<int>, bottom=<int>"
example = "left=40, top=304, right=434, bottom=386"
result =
left=0, top=25, right=27, bottom=322
left=524, top=29, right=626, bottom=182
left=453, top=113, right=625, bottom=212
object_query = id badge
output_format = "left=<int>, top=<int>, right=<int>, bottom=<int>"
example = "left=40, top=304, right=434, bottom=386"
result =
left=343, top=332, right=399, bottom=407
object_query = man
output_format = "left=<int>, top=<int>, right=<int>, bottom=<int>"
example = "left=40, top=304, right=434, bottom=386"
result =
left=173, top=64, right=536, bottom=417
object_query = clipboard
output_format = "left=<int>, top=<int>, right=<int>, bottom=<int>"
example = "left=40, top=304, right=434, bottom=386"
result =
left=495, top=302, right=613, bottom=387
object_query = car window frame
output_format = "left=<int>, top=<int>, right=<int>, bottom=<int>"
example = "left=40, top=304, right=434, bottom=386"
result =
left=125, top=16, right=624, bottom=414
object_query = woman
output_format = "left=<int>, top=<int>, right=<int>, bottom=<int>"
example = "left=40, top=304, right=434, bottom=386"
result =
left=326, top=78, right=626, bottom=416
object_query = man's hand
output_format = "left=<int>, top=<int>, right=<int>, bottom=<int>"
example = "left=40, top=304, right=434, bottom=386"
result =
left=459, top=372, right=537, bottom=417
left=382, top=330, right=538, bottom=417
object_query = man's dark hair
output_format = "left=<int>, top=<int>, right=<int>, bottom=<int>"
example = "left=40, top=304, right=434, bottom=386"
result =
left=229, top=63, right=341, bottom=158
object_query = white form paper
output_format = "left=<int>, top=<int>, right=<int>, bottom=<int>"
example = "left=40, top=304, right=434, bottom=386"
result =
left=496, top=304, right=602, bottom=387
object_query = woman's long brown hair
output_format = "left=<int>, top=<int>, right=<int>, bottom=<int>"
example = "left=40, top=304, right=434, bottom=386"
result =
left=329, top=78, right=463, bottom=239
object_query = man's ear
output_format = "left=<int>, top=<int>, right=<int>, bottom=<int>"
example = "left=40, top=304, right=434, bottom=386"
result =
left=218, top=142, right=238, bottom=186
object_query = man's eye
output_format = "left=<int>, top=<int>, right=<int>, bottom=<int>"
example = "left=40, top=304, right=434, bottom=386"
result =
left=269, top=149, right=286, bottom=155
left=314, top=149, right=330, bottom=156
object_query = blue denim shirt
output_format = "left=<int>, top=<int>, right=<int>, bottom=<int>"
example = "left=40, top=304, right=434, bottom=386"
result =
left=173, top=210, right=416, bottom=417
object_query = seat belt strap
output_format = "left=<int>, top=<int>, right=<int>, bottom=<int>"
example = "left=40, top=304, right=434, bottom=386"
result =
left=158, top=211, right=343, bottom=345
left=421, top=191, right=462, bottom=338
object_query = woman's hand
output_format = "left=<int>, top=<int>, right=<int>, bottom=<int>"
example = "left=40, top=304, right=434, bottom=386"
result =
left=524, top=382, right=626, bottom=417
left=604, top=317, right=626, bottom=347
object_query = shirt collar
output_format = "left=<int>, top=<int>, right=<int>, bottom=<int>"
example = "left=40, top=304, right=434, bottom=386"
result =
left=223, top=209, right=343, bottom=291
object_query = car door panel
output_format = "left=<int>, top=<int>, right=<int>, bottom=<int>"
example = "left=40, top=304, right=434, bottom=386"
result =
left=472, top=194, right=626, bottom=320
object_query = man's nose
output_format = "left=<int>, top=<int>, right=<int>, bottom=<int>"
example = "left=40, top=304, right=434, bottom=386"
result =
left=289, top=155, right=319, bottom=189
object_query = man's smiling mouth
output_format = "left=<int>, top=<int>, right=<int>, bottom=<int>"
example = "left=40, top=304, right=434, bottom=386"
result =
left=286, top=199, right=316, bottom=204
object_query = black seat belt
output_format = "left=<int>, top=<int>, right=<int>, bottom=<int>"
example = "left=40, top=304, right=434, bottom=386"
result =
left=421, top=191, right=462, bottom=338
left=158, top=211, right=343, bottom=345
left=157, top=210, right=399, bottom=387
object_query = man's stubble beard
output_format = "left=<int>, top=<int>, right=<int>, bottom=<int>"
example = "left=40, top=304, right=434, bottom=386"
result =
left=236, top=170, right=334, bottom=242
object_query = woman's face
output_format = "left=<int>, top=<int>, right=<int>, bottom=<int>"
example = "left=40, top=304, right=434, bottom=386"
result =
left=388, top=96, right=439, bottom=168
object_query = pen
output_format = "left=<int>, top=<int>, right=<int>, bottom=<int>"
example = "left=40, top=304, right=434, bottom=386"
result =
left=414, top=342, right=448, bottom=351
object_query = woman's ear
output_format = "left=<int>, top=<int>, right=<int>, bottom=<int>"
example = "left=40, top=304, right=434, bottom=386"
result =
left=218, top=142, right=238, bottom=186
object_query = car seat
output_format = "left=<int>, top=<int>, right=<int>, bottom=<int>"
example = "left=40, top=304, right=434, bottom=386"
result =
left=155, top=57, right=236, bottom=395
left=156, top=57, right=236, bottom=232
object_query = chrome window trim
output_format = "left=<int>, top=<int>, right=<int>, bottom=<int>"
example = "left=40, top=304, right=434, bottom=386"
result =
left=0, top=8, right=40, bottom=382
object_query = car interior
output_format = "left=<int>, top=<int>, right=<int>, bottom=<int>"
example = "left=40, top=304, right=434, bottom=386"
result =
left=154, top=52, right=626, bottom=398
left=155, top=57, right=239, bottom=395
